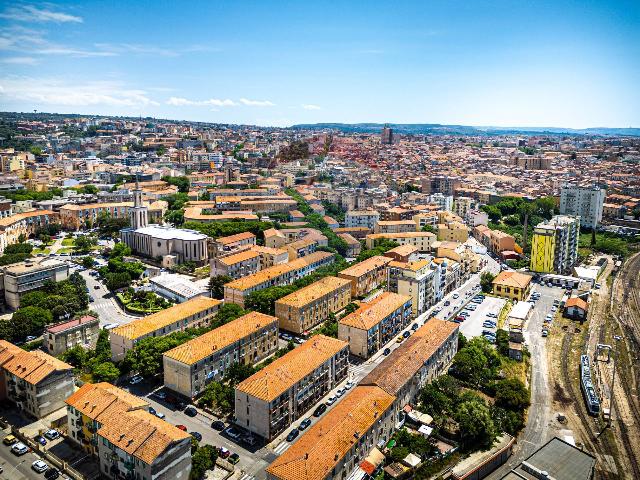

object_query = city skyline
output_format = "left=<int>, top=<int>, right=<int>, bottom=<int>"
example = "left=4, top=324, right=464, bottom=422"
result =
left=1, top=0, right=639, bottom=128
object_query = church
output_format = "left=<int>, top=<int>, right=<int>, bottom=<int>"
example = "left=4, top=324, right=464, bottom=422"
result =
left=120, top=179, right=208, bottom=267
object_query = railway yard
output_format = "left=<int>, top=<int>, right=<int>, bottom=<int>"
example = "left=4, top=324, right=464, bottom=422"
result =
left=546, top=253, right=640, bottom=479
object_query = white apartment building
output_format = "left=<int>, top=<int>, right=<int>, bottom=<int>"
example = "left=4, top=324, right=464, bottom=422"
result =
left=560, top=184, right=606, bottom=229
left=345, top=210, right=380, bottom=230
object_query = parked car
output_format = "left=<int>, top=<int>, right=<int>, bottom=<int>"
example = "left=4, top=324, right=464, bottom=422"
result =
left=45, top=468, right=60, bottom=480
left=279, top=333, right=292, bottom=341
left=154, top=411, right=166, bottom=419
left=286, top=429, right=300, bottom=442
left=455, top=316, right=465, bottom=322
left=299, top=418, right=312, bottom=430
left=242, top=434, right=258, bottom=447
left=313, top=404, right=327, bottom=417
left=3, top=435, right=17, bottom=445
left=444, top=301, right=450, bottom=306
left=396, top=336, right=403, bottom=343
left=154, top=391, right=167, bottom=399
left=190, top=432, right=202, bottom=442
left=211, top=420, right=225, bottom=431
left=218, top=447, right=231, bottom=458
left=383, top=347, right=391, bottom=355
left=229, top=453, right=240, bottom=465
left=129, top=375, right=143, bottom=385
left=176, top=425, right=187, bottom=431
left=11, top=442, right=29, bottom=455
left=35, top=435, right=47, bottom=446
left=25, top=336, right=37, bottom=342
left=344, top=381, right=354, bottom=390
left=402, top=331, right=410, bottom=338
left=149, top=407, right=157, bottom=416
left=326, top=396, right=337, bottom=406
left=411, top=323, right=419, bottom=330
left=32, top=460, right=49, bottom=473
left=224, top=427, right=243, bottom=440
left=542, top=329, right=549, bottom=337
left=43, top=429, right=60, bottom=441
left=335, top=388, right=345, bottom=398
left=184, top=405, right=198, bottom=417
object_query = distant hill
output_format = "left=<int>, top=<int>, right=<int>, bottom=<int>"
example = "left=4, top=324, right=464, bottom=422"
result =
left=291, top=123, right=640, bottom=137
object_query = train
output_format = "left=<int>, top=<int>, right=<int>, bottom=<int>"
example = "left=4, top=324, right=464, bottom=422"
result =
left=580, top=354, right=601, bottom=416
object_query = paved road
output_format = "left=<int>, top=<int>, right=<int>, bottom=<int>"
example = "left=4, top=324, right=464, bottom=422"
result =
left=79, top=269, right=138, bottom=326
left=487, top=283, right=565, bottom=478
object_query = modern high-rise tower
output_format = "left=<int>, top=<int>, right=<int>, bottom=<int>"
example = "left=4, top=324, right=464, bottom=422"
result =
left=381, top=125, right=393, bottom=145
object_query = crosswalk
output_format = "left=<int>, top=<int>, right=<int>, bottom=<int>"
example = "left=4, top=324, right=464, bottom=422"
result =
left=239, top=474, right=255, bottom=480
left=273, top=441, right=290, bottom=454
left=348, top=362, right=370, bottom=378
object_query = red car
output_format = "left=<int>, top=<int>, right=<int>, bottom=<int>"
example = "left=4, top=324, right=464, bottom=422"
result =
left=175, top=425, right=187, bottom=431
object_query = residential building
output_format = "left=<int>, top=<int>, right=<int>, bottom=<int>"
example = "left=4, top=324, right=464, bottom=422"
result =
left=148, top=273, right=208, bottom=303
left=275, top=276, right=352, bottom=334
left=65, top=383, right=191, bottom=480
left=360, top=318, right=459, bottom=426
left=45, top=315, right=100, bottom=356
left=374, top=220, right=416, bottom=234
left=58, top=201, right=165, bottom=230
left=564, top=297, right=589, bottom=322
left=560, top=184, right=606, bottom=229
left=338, top=255, right=393, bottom=297
left=211, top=249, right=261, bottom=279
left=210, top=231, right=256, bottom=257
left=383, top=244, right=419, bottom=263
left=365, top=232, right=436, bottom=252
left=381, top=125, right=394, bottom=144
left=163, top=312, right=278, bottom=397
left=265, top=385, right=396, bottom=480
left=413, top=211, right=439, bottom=231
left=421, top=175, right=461, bottom=195
left=492, top=271, right=532, bottom=301
left=437, top=220, right=469, bottom=243
left=337, top=233, right=361, bottom=257
left=235, top=335, right=349, bottom=440
left=530, top=215, right=580, bottom=274
left=453, top=196, right=478, bottom=219
left=0, top=210, right=57, bottom=254
left=387, top=260, right=440, bottom=315
left=250, top=245, right=289, bottom=269
left=0, top=340, right=75, bottom=418
left=0, top=258, right=69, bottom=309
left=284, top=237, right=318, bottom=260
left=338, top=292, right=413, bottom=358
left=110, top=296, right=222, bottom=361
left=345, top=210, right=380, bottom=230
left=224, top=251, right=335, bottom=307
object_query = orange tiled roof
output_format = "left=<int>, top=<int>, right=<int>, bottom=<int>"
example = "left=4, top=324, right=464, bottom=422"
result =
left=0, top=340, right=72, bottom=385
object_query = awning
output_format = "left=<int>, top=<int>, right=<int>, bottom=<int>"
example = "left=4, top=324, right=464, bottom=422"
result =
left=360, top=447, right=385, bottom=475
left=418, top=424, right=433, bottom=437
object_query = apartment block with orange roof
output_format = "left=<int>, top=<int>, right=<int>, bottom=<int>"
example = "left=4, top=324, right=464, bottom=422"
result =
left=163, top=311, right=278, bottom=397
left=0, top=340, right=75, bottom=418
left=338, top=292, right=413, bottom=358
left=235, top=335, right=349, bottom=440
left=211, top=249, right=261, bottom=279
left=338, top=255, right=393, bottom=298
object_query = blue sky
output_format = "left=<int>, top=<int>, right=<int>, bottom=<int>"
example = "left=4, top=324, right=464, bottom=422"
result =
left=1, top=1, right=638, bottom=128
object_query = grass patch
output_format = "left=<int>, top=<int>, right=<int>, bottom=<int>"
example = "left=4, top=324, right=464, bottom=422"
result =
left=61, top=238, right=75, bottom=246
left=32, top=247, right=50, bottom=255
left=57, top=247, right=75, bottom=254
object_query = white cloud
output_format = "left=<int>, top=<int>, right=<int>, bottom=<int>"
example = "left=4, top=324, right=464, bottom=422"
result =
left=0, top=77, right=159, bottom=107
left=1, top=56, right=38, bottom=65
left=0, top=5, right=82, bottom=23
left=0, top=26, right=117, bottom=57
left=302, top=104, right=322, bottom=110
left=166, top=97, right=237, bottom=107
left=239, top=98, right=275, bottom=107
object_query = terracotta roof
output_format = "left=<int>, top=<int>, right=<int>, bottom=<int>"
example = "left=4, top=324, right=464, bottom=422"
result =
left=97, top=408, right=190, bottom=465
left=360, top=318, right=458, bottom=396
left=339, top=292, right=411, bottom=331
left=338, top=255, right=392, bottom=278
left=492, top=271, right=532, bottom=289
left=215, top=231, right=256, bottom=245
left=276, top=277, right=351, bottom=308
left=65, top=382, right=148, bottom=423
left=0, top=210, right=54, bottom=227
left=218, top=249, right=260, bottom=266
left=111, top=296, right=222, bottom=340
left=163, top=312, right=277, bottom=365
left=566, top=297, right=588, bottom=310
left=266, top=386, right=395, bottom=480
left=0, top=340, right=73, bottom=385
left=236, top=335, right=348, bottom=402
left=46, top=315, right=98, bottom=334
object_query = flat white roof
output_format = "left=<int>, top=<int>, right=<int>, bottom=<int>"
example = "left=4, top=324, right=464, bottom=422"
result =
left=134, top=225, right=207, bottom=241
left=573, top=266, right=599, bottom=281
left=150, top=273, right=207, bottom=298
left=509, top=301, right=533, bottom=320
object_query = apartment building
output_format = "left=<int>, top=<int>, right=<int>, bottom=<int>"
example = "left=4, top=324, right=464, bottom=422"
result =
left=0, top=210, right=57, bottom=254
left=387, top=259, right=441, bottom=315
left=338, top=292, right=413, bottom=358
left=360, top=318, right=459, bottom=426
left=235, top=335, right=349, bottom=440
left=373, top=220, right=416, bottom=234
left=45, top=315, right=100, bottom=356
left=337, top=233, right=361, bottom=257
left=530, top=215, right=580, bottom=274
left=209, top=231, right=256, bottom=257
left=266, top=385, right=396, bottom=480
left=365, top=231, right=436, bottom=252
left=66, top=383, right=191, bottom=480
left=224, top=251, right=335, bottom=308
left=453, top=196, right=478, bottom=219
left=58, top=201, right=165, bottom=230
left=110, top=296, right=222, bottom=361
left=345, top=210, right=380, bottom=230
left=338, top=255, right=393, bottom=298
left=413, top=211, right=438, bottom=230
left=560, top=184, right=606, bottom=229
left=473, top=225, right=517, bottom=258
left=275, top=276, right=352, bottom=334
left=250, top=245, right=289, bottom=269
left=211, top=249, right=261, bottom=279
left=163, top=312, right=278, bottom=397
left=437, top=220, right=469, bottom=243
left=421, top=175, right=461, bottom=195
left=492, top=271, right=532, bottom=301
left=0, top=258, right=69, bottom=309
left=0, top=340, right=75, bottom=418
left=284, top=237, right=318, bottom=260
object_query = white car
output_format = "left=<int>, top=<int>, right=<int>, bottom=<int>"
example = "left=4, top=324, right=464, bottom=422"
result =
left=43, top=429, right=60, bottom=440
left=32, top=460, right=49, bottom=473
left=344, top=381, right=354, bottom=390
left=326, top=396, right=337, bottom=405
left=129, top=375, right=144, bottom=385
left=11, top=442, right=29, bottom=455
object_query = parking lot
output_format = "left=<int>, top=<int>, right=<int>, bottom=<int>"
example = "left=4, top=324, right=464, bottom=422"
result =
left=457, top=295, right=507, bottom=339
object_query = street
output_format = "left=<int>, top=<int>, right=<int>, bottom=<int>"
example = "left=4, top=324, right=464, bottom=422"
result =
left=0, top=433, right=50, bottom=480
left=79, top=269, right=139, bottom=326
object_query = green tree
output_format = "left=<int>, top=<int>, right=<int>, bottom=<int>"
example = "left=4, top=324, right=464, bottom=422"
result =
left=452, top=337, right=500, bottom=388
left=494, top=378, right=530, bottom=411
left=190, top=444, right=218, bottom=480
left=495, top=329, right=509, bottom=356
left=421, top=224, right=436, bottom=234
left=81, top=256, right=95, bottom=268
left=162, top=176, right=190, bottom=193
left=208, top=275, right=232, bottom=299
left=80, top=184, right=99, bottom=195
left=480, top=271, right=496, bottom=293
left=211, top=303, right=246, bottom=328
left=456, top=400, right=497, bottom=449
left=91, top=362, right=120, bottom=382
left=12, top=306, right=53, bottom=337
left=73, top=235, right=98, bottom=253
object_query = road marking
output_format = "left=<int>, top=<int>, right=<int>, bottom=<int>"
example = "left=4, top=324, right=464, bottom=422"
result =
left=273, top=441, right=289, bottom=454
left=239, top=474, right=254, bottom=480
